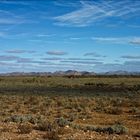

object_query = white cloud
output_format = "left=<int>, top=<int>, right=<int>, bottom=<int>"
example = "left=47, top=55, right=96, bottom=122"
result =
left=91, top=37, right=119, bottom=41
left=121, top=55, right=140, bottom=59
left=46, top=51, right=68, bottom=56
left=129, top=37, right=140, bottom=45
left=70, top=37, right=81, bottom=40
left=53, top=1, right=78, bottom=7
left=91, top=36, right=140, bottom=45
left=5, top=49, right=36, bottom=54
left=0, top=32, right=30, bottom=40
left=93, top=61, right=140, bottom=72
left=54, top=0, right=140, bottom=27
left=84, top=52, right=105, bottom=57
left=0, top=1, right=30, bottom=5
left=0, top=18, right=23, bottom=24
left=0, top=8, right=38, bottom=27
left=36, top=34, right=56, bottom=37
left=0, top=9, right=26, bottom=25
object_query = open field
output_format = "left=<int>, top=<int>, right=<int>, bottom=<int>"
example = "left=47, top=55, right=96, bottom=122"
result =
left=0, top=76, right=140, bottom=140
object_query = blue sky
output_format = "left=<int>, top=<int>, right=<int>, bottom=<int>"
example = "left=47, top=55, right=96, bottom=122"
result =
left=0, top=0, right=140, bottom=73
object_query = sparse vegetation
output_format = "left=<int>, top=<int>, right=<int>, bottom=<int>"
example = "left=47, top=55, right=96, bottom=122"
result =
left=0, top=76, right=139, bottom=139
left=18, top=123, right=32, bottom=134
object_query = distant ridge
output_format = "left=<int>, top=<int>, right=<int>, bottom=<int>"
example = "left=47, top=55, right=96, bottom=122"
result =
left=102, top=70, right=140, bottom=75
left=0, top=70, right=140, bottom=76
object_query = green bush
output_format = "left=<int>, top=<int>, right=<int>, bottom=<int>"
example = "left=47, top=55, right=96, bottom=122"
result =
left=110, top=123, right=128, bottom=134
left=35, top=120, right=56, bottom=131
left=78, top=123, right=127, bottom=134
left=56, top=117, right=70, bottom=127
left=4, top=114, right=43, bottom=124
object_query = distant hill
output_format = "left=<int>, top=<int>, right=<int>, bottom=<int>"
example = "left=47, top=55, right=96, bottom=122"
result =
left=0, top=70, right=139, bottom=76
left=103, top=70, right=140, bottom=75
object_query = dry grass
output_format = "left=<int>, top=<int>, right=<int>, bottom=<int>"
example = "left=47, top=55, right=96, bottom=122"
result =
left=0, top=76, right=139, bottom=139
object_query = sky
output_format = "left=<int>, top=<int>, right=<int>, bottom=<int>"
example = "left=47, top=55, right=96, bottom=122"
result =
left=0, top=0, right=140, bottom=73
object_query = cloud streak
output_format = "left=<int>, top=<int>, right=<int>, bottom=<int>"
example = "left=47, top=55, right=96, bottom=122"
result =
left=0, top=10, right=28, bottom=25
left=0, top=55, right=19, bottom=61
left=93, top=61, right=140, bottom=72
left=0, top=0, right=31, bottom=5
left=129, top=37, right=140, bottom=45
left=91, top=36, right=140, bottom=45
left=54, top=0, right=140, bottom=27
left=5, top=49, right=36, bottom=54
left=84, top=52, right=106, bottom=57
left=121, top=55, right=140, bottom=59
left=61, top=60, right=102, bottom=65
left=46, top=51, right=68, bottom=56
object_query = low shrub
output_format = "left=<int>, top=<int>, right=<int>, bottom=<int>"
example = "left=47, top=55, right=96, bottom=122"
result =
left=110, top=123, right=128, bottom=134
left=79, top=123, right=127, bottom=134
left=18, top=123, right=32, bottom=134
left=4, top=114, right=44, bottom=124
left=35, top=120, right=56, bottom=131
left=56, top=117, right=71, bottom=127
